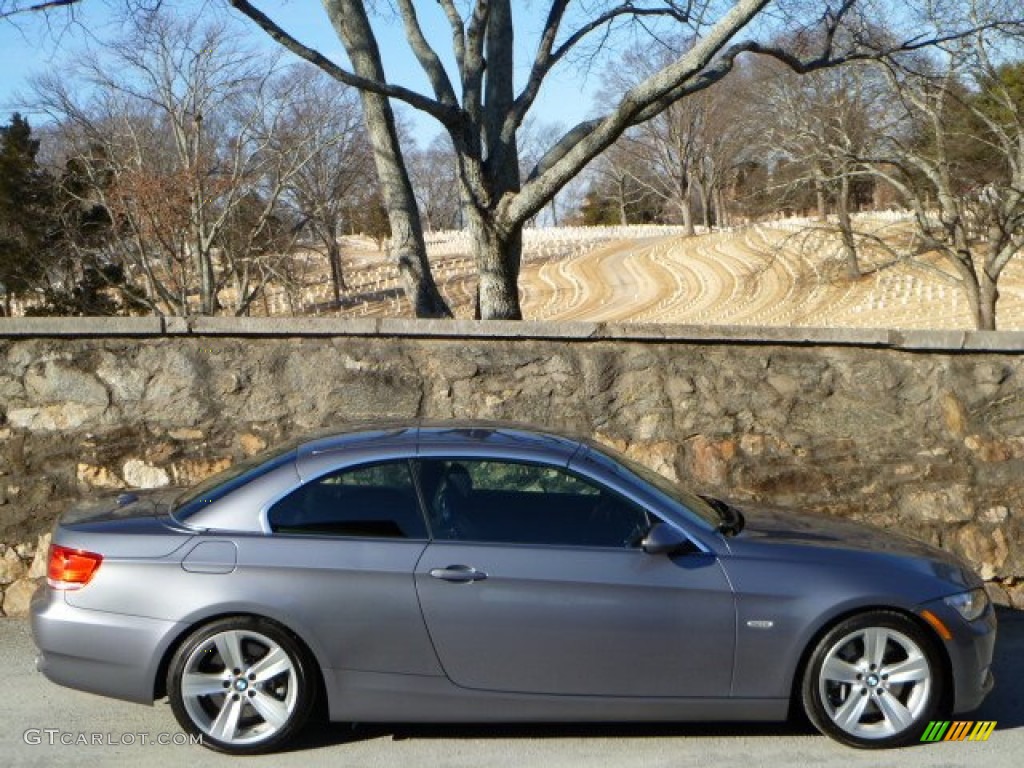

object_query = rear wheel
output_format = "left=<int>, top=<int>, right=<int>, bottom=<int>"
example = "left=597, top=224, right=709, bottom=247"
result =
left=167, top=617, right=316, bottom=754
left=802, top=611, right=946, bottom=748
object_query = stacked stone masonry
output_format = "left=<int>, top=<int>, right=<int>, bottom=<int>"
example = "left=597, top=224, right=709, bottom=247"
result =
left=1, top=318, right=1023, bottom=616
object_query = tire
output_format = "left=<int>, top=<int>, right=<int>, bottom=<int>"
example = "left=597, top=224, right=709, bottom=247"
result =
left=801, top=610, right=947, bottom=749
left=167, top=616, right=317, bottom=754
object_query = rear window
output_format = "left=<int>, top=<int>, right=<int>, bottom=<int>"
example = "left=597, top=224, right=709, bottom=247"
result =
left=173, top=444, right=298, bottom=521
left=268, top=460, right=427, bottom=539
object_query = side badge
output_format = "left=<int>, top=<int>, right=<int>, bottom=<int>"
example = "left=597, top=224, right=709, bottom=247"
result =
left=746, top=620, right=775, bottom=629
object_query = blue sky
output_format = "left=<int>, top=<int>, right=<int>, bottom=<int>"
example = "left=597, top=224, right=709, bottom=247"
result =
left=0, top=1, right=603, bottom=147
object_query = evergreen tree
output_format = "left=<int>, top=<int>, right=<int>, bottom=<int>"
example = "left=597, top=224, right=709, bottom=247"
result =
left=0, top=113, right=52, bottom=314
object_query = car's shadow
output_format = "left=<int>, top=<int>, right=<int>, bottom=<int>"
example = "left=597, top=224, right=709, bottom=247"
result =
left=288, top=606, right=1024, bottom=752
left=290, top=718, right=816, bottom=752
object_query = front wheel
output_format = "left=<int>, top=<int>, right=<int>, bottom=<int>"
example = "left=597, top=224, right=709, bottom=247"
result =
left=167, top=617, right=316, bottom=754
left=802, top=611, right=947, bottom=748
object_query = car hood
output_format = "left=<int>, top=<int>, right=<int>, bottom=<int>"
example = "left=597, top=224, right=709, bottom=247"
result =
left=732, top=504, right=972, bottom=575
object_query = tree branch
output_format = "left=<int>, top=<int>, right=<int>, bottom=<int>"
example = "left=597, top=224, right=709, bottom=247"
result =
left=462, top=0, right=490, bottom=125
left=394, top=0, right=458, bottom=106
left=508, top=0, right=569, bottom=139
left=505, top=3, right=692, bottom=145
left=227, top=0, right=459, bottom=125
left=744, top=15, right=1024, bottom=76
left=526, top=37, right=752, bottom=189
left=436, top=0, right=467, bottom=76
left=0, top=0, right=79, bottom=20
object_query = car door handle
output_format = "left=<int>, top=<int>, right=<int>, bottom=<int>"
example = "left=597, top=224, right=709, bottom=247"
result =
left=429, top=565, right=488, bottom=583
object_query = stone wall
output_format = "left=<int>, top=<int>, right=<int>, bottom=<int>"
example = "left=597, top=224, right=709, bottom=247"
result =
left=2, top=317, right=1023, bottom=615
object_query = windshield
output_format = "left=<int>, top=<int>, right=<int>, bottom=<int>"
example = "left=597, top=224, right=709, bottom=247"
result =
left=173, top=440, right=300, bottom=521
left=584, top=441, right=720, bottom=528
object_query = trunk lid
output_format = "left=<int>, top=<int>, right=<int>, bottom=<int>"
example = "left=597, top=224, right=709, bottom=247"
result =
left=53, top=488, right=195, bottom=560
left=59, top=488, right=183, bottom=527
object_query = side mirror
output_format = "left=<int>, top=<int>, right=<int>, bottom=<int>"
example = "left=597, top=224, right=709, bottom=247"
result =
left=641, top=522, right=693, bottom=555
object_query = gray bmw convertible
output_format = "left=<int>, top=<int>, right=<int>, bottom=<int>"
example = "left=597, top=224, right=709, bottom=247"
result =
left=31, top=422, right=995, bottom=753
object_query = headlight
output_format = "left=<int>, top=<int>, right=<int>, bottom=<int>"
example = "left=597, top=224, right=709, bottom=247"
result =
left=944, top=588, right=989, bottom=622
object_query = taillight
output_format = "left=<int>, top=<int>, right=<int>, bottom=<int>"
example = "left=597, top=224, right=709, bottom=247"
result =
left=47, top=545, right=103, bottom=590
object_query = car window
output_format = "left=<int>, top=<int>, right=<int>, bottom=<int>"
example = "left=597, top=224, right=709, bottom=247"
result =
left=460, top=460, right=599, bottom=495
left=268, top=460, right=427, bottom=539
left=319, top=462, right=411, bottom=488
left=416, top=459, right=648, bottom=549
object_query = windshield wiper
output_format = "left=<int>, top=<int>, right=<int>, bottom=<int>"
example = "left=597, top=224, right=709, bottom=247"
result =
left=699, top=495, right=746, bottom=536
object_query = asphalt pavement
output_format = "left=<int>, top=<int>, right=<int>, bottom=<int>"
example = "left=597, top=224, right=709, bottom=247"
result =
left=2, top=610, right=1022, bottom=768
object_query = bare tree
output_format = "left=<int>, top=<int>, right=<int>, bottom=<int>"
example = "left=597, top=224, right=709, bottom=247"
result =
left=321, top=1, right=452, bottom=317
left=865, top=34, right=1024, bottom=329
left=15, top=1, right=451, bottom=317
left=12, top=1, right=1020, bottom=318
left=408, top=133, right=462, bottom=232
left=610, top=45, right=704, bottom=235
left=753, top=59, right=888, bottom=277
left=590, top=153, right=638, bottom=227
left=29, top=11, right=333, bottom=316
left=608, top=43, right=753, bottom=235
left=691, top=77, right=757, bottom=230
left=273, top=68, right=373, bottom=304
left=756, top=66, right=835, bottom=222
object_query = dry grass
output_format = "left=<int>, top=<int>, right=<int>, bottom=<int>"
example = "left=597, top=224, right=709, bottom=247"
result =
left=293, top=218, right=1024, bottom=330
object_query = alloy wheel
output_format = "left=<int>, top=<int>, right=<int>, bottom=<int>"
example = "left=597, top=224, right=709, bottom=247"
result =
left=179, top=628, right=300, bottom=746
left=817, top=626, right=932, bottom=740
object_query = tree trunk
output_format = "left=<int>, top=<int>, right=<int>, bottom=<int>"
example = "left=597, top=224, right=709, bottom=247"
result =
left=230, top=265, right=245, bottom=314
left=616, top=179, right=629, bottom=225
left=836, top=174, right=860, bottom=279
left=715, top=187, right=728, bottom=228
left=472, top=0, right=524, bottom=320
left=978, top=271, right=998, bottom=331
left=700, top=188, right=712, bottom=231
left=392, top=214, right=451, bottom=317
left=814, top=176, right=828, bottom=222
left=323, top=0, right=451, bottom=318
left=195, top=244, right=217, bottom=315
left=469, top=206, right=522, bottom=320
left=957, top=265, right=986, bottom=331
left=679, top=186, right=695, bottom=236
left=326, top=233, right=346, bottom=304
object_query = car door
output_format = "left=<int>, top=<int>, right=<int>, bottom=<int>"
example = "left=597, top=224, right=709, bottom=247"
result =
left=248, top=459, right=441, bottom=676
left=413, top=458, right=736, bottom=698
